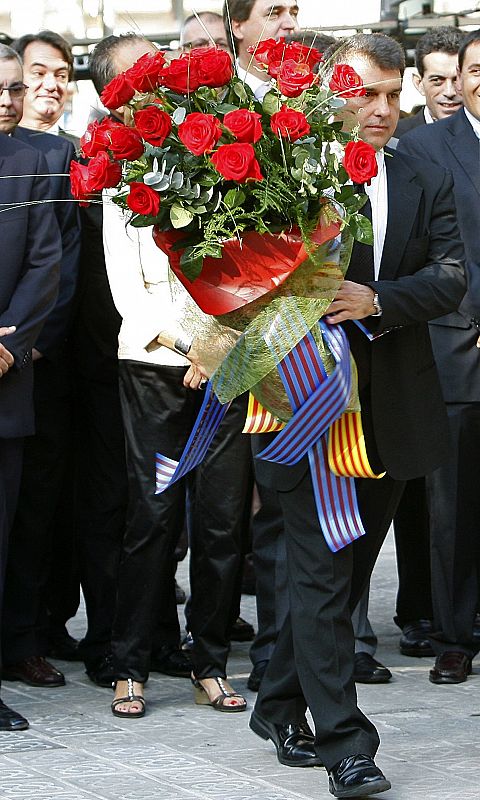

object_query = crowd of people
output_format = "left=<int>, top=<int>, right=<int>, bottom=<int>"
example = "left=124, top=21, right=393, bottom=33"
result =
left=0, top=1, right=479, bottom=796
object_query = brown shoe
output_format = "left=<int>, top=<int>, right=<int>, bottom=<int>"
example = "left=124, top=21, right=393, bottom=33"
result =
left=3, top=656, right=65, bottom=687
left=429, top=651, right=472, bottom=684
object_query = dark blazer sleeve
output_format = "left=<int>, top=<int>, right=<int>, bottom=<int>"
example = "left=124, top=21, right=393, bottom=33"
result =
left=34, top=137, right=81, bottom=358
left=0, top=150, right=62, bottom=368
left=370, top=168, right=466, bottom=329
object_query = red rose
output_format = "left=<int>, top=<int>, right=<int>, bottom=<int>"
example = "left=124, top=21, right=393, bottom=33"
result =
left=270, top=106, right=310, bottom=140
left=329, top=64, right=366, bottom=98
left=124, top=51, right=166, bottom=93
left=248, top=38, right=277, bottom=67
left=108, top=126, right=145, bottom=161
left=211, top=143, right=263, bottom=183
left=190, top=47, right=233, bottom=88
left=100, top=73, right=135, bottom=110
left=223, top=109, right=263, bottom=143
left=127, top=182, right=161, bottom=216
left=80, top=118, right=119, bottom=158
left=159, top=53, right=201, bottom=94
left=84, top=151, right=122, bottom=193
left=343, top=141, right=378, bottom=184
left=178, top=112, right=222, bottom=156
left=277, top=60, right=315, bottom=98
left=250, top=38, right=321, bottom=78
left=69, top=160, right=90, bottom=205
left=134, top=106, right=172, bottom=146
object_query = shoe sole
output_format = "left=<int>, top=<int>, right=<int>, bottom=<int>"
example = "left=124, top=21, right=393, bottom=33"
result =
left=353, top=676, right=392, bottom=684
left=329, top=778, right=392, bottom=797
left=400, top=647, right=434, bottom=658
left=429, top=673, right=468, bottom=684
left=249, top=713, right=323, bottom=768
left=2, top=674, right=65, bottom=688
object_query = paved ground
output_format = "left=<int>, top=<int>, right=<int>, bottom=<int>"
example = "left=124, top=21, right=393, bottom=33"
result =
left=1, top=530, right=480, bottom=800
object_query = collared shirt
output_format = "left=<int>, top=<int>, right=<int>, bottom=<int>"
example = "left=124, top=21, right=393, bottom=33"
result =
left=364, top=149, right=387, bottom=280
left=423, top=106, right=435, bottom=125
left=235, top=59, right=272, bottom=100
left=464, top=107, right=480, bottom=140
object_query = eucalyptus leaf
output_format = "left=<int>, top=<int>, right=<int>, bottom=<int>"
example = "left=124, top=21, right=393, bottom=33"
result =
left=216, top=103, right=240, bottom=114
left=172, top=106, right=187, bottom=124
left=191, top=205, right=207, bottom=214
left=262, top=91, right=281, bottom=116
left=233, top=81, right=248, bottom=102
left=170, top=204, right=194, bottom=229
left=329, top=97, right=347, bottom=108
left=170, top=172, right=184, bottom=190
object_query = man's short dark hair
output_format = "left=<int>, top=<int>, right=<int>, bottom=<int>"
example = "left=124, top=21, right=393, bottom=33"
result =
left=12, top=30, right=74, bottom=80
left=415, top=27, right=466, bottom=76
left=324, top=33, right=405, bottom=78
left=0, top=43, right=22, bottom=66
left=458, top=29, right=480, bottom=71
left=222, top=0, right=257, bottom=55
left=89, top=33, right=147, bottom=96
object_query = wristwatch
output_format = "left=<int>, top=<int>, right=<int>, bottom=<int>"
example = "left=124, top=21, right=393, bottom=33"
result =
left=371, top=292, right=382, bottom=317
left=173, top=335, right=193, bottom=356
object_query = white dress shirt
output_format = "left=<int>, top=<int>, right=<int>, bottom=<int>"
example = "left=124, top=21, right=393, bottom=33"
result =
left=102, top=191, right=191, bottom=366
left=364, top=149, right=388, bottom=280
left=464, top=107, right=480, bottom=140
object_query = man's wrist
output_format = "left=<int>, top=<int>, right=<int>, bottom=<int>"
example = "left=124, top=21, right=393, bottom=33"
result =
left=371, top=292, right=382, bottom=317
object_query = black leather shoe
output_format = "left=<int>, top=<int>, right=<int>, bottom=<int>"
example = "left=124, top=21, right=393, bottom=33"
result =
left=86, top=653, right=116, bottom=688
left=230, top=617, right=255, bottom=642
left=249, top=710, right=323, bottom=767
left=429, top=651, right=472, bottom=684
left=247, top=660, right=269, bottom=692
left=328, top=754, right=391, bottom=797
left=3, top=656, right=65, bottom=687
left=353, top=653, right=391, bottom=684
left=0, top=700, right=29, bottom=731
left=399, top=619, right=434, bottom=657
left=47, top=628, right=81, bottom=662
left=150, top=646, right=191, bottom=678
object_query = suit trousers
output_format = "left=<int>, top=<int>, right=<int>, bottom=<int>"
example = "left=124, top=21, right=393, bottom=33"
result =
left=0, top=438, right=23, bottom=673
left=393, top=477, right=433, bottom=627
left=427, top=403, right=480, bottom=657
left=74, top=369, right=128, bottom=667
left=2, top=356, right=75, bottom=663
left=255, top=468, right=405, bottom=769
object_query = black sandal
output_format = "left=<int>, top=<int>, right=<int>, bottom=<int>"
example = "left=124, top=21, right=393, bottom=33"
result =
left=111, top=678, right=145, bottom=718
left=192, top=675, right=247, bottom=713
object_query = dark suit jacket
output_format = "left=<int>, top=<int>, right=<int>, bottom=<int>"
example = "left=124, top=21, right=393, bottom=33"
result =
left=255, top=149, right=466, bottom=491
left=13, top=127, right=81, bottom=361
left=398, top=109, right=480, bottom=402
left=0, top=135, right=61, bottom=437
left=395, top=108, right=426, bottom=137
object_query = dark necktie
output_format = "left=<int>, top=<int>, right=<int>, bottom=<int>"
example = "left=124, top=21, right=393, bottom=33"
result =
left=346, top=184, right=374, bottom=284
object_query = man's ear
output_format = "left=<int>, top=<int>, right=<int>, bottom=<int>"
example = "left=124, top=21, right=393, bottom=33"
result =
left=231, top=19, right=244, bottom=42
left=457, top=64, right=463, bottom=96
left=412, top=71, right=426, bottom=98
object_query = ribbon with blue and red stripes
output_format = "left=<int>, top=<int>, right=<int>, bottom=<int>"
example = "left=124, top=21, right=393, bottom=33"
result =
left=155, top=383, right=230, bottom=493
left=256, top=318, right=366, bottom=551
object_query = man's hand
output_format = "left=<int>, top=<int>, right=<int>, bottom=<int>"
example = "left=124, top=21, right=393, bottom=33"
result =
left=325, top=281, right=376, bottom=323
left=183, top=345, right=208, bottom=390
left=0, top=326, right=16, bottom=378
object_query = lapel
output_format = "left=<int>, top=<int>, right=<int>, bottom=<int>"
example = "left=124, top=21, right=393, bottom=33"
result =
left=379, top=149, right=423, bottom=280
left=445, top=110, right=480, bottom=198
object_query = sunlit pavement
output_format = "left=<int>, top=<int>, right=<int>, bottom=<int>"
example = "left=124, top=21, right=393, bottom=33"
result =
left=1, top=530, right=479, bottom=800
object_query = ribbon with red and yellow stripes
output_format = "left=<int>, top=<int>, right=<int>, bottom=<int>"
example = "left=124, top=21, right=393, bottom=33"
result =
left=243, top=393, right=286, bottom=434
left=328, top=411, right=385, bottom=479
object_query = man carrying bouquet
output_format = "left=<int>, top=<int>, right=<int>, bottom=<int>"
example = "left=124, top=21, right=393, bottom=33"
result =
left=220, top=8, right=466, bottom=795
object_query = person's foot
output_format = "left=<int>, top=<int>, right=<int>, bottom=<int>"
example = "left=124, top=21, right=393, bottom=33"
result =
left=86, top=653, right=116, bottom=688
left=111, top=679, right=145, bottom=717
left=0, top=700, right=29, bottom=731
left=150, top=646, right=191, bottom=678
left=175, top=580, right=186, bottom=605
left=353, top=653, right=392, bottom=684
left=328, top=754, right=391, bottom=797
left=47, top=628, right=81, bottom=661
left=429, top=651, right=472, bottom=684
left=249, top=710, right=323, bottom=767
left=192, top=675, right=247, bottom=711
left=230, top=617, right=255, bottom=642
left=247, top=660, right=269, bottom=692
left=2, top=656, right=65, bottom=687
left=399, top=619, right=434, bottom=657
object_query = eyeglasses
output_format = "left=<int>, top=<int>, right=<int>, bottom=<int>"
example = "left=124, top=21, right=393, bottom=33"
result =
left=0, top=83, right=28, bottom=99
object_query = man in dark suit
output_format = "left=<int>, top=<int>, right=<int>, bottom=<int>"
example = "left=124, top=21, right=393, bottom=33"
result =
left=233, top=33, right=466, bottom=798
left=398, top=29, right=480, bottom=685
left=0, top=32, right=81, bottom=689
left=0, top=44, right=61, bottom=728
left=395, top=26, right=464, bottom=136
